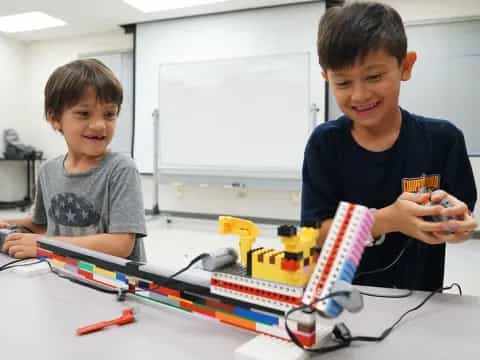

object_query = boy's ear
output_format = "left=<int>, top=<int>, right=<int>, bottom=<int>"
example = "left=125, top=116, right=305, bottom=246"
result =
left=47, top=111, right=61, bottom=131
left=321, top=70, right=329, bottom=81
left=401, top=51, right=417, bottom=81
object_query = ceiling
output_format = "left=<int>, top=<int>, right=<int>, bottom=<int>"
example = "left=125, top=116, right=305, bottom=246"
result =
left=0, top=0, right=318, bottom=42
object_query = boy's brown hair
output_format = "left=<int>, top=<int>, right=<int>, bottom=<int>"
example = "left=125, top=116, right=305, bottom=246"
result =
left=44, top=58, right=123, bottom=120
left=317, top=2, right=407, bottom=71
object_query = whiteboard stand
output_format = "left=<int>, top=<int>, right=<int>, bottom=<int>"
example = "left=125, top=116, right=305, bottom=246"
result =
left=311, top=102, right=320, bottom=127
left=152, top=108, right=160, bottom=215
left=150, top=103, right=320, bottom=216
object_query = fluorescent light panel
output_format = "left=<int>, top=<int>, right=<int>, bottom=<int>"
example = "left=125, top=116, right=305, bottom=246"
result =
left=124, top=0, right=229, bottom=12
left=0, top=11, right=66, bottom=33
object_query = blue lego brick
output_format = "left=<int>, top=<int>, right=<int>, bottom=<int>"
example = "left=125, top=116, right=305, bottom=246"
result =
left=339, top=260, right=356, bottom=283
left=234, top=307, right=279, bottom=326
left=325, top=299, right=342, bottom=318
left=116, top=272, right=127, bottom=282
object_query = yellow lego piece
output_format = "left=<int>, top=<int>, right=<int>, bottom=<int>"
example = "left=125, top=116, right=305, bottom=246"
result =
left=218, top=216, right=320, bottom=287
left=219, top=216, right=259, bottom=266
left=95, top=267, right=117, bottom=279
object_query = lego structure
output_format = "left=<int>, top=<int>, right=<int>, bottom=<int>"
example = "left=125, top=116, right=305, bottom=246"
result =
left=36, top=201, right=373, bottom=352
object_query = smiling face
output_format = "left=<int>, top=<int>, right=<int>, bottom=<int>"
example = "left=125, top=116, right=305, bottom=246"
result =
left=325, top=50, right=415, bottom=130
left=48, top=86, right=118, bottom=163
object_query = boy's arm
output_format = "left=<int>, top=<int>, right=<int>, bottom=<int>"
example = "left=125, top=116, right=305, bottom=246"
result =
left=3, top=232, right=135, bottom=259
left=314, top=193, right=455, bottom=247
left=316, top=212, right=390, bottom=247
left=49, top=233, right=135, bottom=258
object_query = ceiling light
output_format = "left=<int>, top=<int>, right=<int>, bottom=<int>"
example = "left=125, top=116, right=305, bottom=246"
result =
left=0, top=11, right=66, bottom=33
left=123, top=0, right=229, bottom=13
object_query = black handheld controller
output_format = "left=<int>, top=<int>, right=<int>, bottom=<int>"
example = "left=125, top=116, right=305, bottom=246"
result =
left=424, top=199, right=454, bottom=223
left=0, top=226, right=18, bottom=252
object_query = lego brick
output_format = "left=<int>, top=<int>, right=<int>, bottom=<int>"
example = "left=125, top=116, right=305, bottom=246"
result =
left=234, top=307, right=279, bottom=326
left=148, top=284, right=181, bottom=298
left=284, top=251, right=303, bottom=261
left=212, top=278, right=301, bottom=305
left=94, top=267, right=117, bottom=279
left=217, top=311, right=257, bottom=331
left=213, top=272, right=304, bottom=298
left=211, top=285, right=295, bottom=313
left=206, top=298, right=237, bottom=313
left=78, top=261, right=94, bottom=272
left=180, top=301, right=216, bottom=318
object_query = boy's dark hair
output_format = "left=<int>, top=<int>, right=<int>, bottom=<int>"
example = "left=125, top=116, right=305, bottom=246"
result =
left=317, top=2, right=407, bottom=70
left=44, top=58, right=123, bottom=120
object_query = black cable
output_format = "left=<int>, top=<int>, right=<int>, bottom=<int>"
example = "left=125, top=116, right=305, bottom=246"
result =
left=158, top=253, right=210, bottom=286
left=285, top=282, right=462, bottom=354
left=350, top=283, right=462, bottom=342
left=360, top=289, right=413, bottom=298
left=354, top=239, right=412, bottom=281
left=0, top=257, right=38, bottom=271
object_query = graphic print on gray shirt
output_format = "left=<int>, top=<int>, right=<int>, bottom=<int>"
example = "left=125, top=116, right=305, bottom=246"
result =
left=32, top=152, right=147, bottom=261
left=48, top=192, right=101, bottom=236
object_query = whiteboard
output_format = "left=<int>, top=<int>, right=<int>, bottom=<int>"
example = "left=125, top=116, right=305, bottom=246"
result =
left=157, top=52, right=312, bottom=179
left=327, top=18, right=480, bottom=155
left=401, top=19, right=480, bottom=155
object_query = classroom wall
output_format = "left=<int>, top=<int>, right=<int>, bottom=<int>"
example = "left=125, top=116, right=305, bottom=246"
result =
left=23, top=30, right=133, bottom=161
left=0, top=34, right=28, bottom=201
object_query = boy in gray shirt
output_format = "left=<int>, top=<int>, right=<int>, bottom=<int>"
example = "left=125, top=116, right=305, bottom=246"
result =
left=1, top=59, right=147, bottom=261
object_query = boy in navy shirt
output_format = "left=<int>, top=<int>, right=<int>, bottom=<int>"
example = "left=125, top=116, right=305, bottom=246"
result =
left=301, top=2, right=477, bottom=290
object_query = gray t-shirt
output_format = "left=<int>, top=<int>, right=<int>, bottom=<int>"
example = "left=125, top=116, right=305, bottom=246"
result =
left=32, top=152, right=147, bottom=261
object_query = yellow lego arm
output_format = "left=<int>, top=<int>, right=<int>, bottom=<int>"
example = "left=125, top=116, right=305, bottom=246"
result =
left=218, top=216, right=259, bottom=266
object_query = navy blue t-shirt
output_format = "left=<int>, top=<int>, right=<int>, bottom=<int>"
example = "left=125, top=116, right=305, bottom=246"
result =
left=301, top=108, right=477, bottom=291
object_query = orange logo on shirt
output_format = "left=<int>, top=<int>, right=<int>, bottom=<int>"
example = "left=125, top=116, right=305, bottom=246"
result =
left=402, top=174, right=440, bottom=193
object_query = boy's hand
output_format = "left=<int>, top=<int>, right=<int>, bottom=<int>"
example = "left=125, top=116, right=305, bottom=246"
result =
left=386, top=192, right=454, bottom=245
left=429, top=190, right=477, bottom=243
left=2, top=233, right=42, bottom=259
left=0, top=221, right=11, bottom=228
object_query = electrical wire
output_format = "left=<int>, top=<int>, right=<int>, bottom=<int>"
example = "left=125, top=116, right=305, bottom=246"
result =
left=157, top=253, right=209, bottom=286
left=354, top=239, right=412, bottom=281
left=285, top=282, right=462, bottom=354
left=360, top=289, right=413, bottom=298
left=0, top=257, right=39, bottom=271
left=2, top=253, right=210, bottom=299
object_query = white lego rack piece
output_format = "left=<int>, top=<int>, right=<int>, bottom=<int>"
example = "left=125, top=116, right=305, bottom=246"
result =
left=211, top=271, right=304, bottom=312
left=234, top=334, right=310, bottom=360
left=302, top=202, right=374, bottom=316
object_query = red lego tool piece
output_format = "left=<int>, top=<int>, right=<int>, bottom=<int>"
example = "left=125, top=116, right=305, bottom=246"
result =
left=76, top=308, right=135, bottom=336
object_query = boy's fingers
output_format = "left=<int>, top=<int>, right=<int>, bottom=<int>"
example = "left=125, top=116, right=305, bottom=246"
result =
left=5, top=233, right=22, bottom=242
left=417, top=219, right=452, bottom=233
left=412, top=204, right=444, bottom=217
left=440, top=203, right=468, bottom=218
left=7, top=245, right=23, bottom=257
left=450, top=218, right=477, bottom=233
left=400, top=192, right=430, bottom=204
left=416, top=231, right=444, bottom=245
left=430, top=190, right=448, bottom=202
left=434, top=232, right=470, bottom=244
